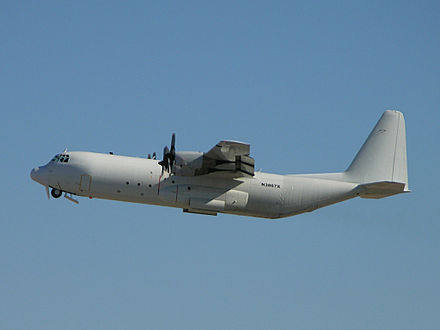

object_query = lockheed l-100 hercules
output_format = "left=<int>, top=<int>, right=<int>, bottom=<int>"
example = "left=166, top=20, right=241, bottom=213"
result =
left=31, top=110, right=409, bottom=219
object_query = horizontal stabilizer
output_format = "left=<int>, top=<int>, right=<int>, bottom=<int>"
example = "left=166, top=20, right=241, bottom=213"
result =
left=356, top=181, right=409, bottom=199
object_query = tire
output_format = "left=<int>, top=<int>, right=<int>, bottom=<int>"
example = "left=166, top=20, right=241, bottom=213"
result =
left=51, top=188, right=62, bottom=198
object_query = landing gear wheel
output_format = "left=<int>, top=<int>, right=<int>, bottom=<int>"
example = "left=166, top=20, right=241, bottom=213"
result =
left=51, top=188, right=62, bottom=198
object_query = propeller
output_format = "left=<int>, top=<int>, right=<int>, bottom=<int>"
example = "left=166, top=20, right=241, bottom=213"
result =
left=158, top=133, right=176, bottom=174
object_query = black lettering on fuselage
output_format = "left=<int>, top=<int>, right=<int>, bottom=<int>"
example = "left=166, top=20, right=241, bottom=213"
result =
left=261, top=182, right=281, bottom=189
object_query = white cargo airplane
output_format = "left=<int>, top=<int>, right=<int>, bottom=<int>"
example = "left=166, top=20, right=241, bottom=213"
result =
left=30, top=110, right=409, bottom=219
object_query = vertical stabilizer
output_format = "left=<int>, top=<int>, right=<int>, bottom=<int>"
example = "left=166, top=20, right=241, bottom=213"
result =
left=346, top=110, right=409, bottom=190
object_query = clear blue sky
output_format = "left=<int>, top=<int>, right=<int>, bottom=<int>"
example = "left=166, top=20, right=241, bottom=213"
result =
left=1, top=1, right=439, bottom=329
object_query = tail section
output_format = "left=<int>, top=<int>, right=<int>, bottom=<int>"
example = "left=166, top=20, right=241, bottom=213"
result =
left=346, top=110, right=409, bottom=193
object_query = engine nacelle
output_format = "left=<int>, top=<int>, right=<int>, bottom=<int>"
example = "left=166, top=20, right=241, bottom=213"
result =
left=173, top=151, right=255, bottom=176
left=174, top=151, right=204, bottom=176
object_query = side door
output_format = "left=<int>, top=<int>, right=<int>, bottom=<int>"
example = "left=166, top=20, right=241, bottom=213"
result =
left=79, top=174, right=92, bottom=195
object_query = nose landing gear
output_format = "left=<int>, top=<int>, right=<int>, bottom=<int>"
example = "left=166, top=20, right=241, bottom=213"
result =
left=51, top=188, right=62, bottom=198
left=49, top=187, right=79, bottom=204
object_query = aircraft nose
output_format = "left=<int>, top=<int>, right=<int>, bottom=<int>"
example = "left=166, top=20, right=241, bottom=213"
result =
left=30, top=166, right=49, bottom=186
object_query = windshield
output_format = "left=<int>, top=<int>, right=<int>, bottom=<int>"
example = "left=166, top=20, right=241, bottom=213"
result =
left=51, top=154, right=70, bottom=163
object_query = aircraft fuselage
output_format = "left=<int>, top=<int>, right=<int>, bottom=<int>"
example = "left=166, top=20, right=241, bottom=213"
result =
left=31, top=151, right=358, bottom=219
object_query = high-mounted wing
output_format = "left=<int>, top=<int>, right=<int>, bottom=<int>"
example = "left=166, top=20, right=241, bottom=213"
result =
left=205, top=140, right=250, bottom=161
left=174, top=140, right=255, bottom=177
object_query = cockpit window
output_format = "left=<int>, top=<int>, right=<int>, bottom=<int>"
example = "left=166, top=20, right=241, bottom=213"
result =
left=51, top=154, right=70, bottom=163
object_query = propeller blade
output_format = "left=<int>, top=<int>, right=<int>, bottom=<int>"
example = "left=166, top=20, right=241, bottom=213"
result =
left=171, top=133, right=175, bottom=154
left=159, top=135, right=176, bottom=174
left=170, top=133, right=176, bottom=172
left=45, top=185, right=50, bottom=199
left=159, top=146, right=170, bottom=173
left=158, top=146, right=169, bottom=166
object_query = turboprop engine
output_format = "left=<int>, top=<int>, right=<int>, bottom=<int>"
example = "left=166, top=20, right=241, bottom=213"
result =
left=174, top=151, right=204, bottom=176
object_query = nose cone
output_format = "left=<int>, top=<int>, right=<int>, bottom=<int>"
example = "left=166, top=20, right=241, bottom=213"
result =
left=30, top=166, right=49, bottom=186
